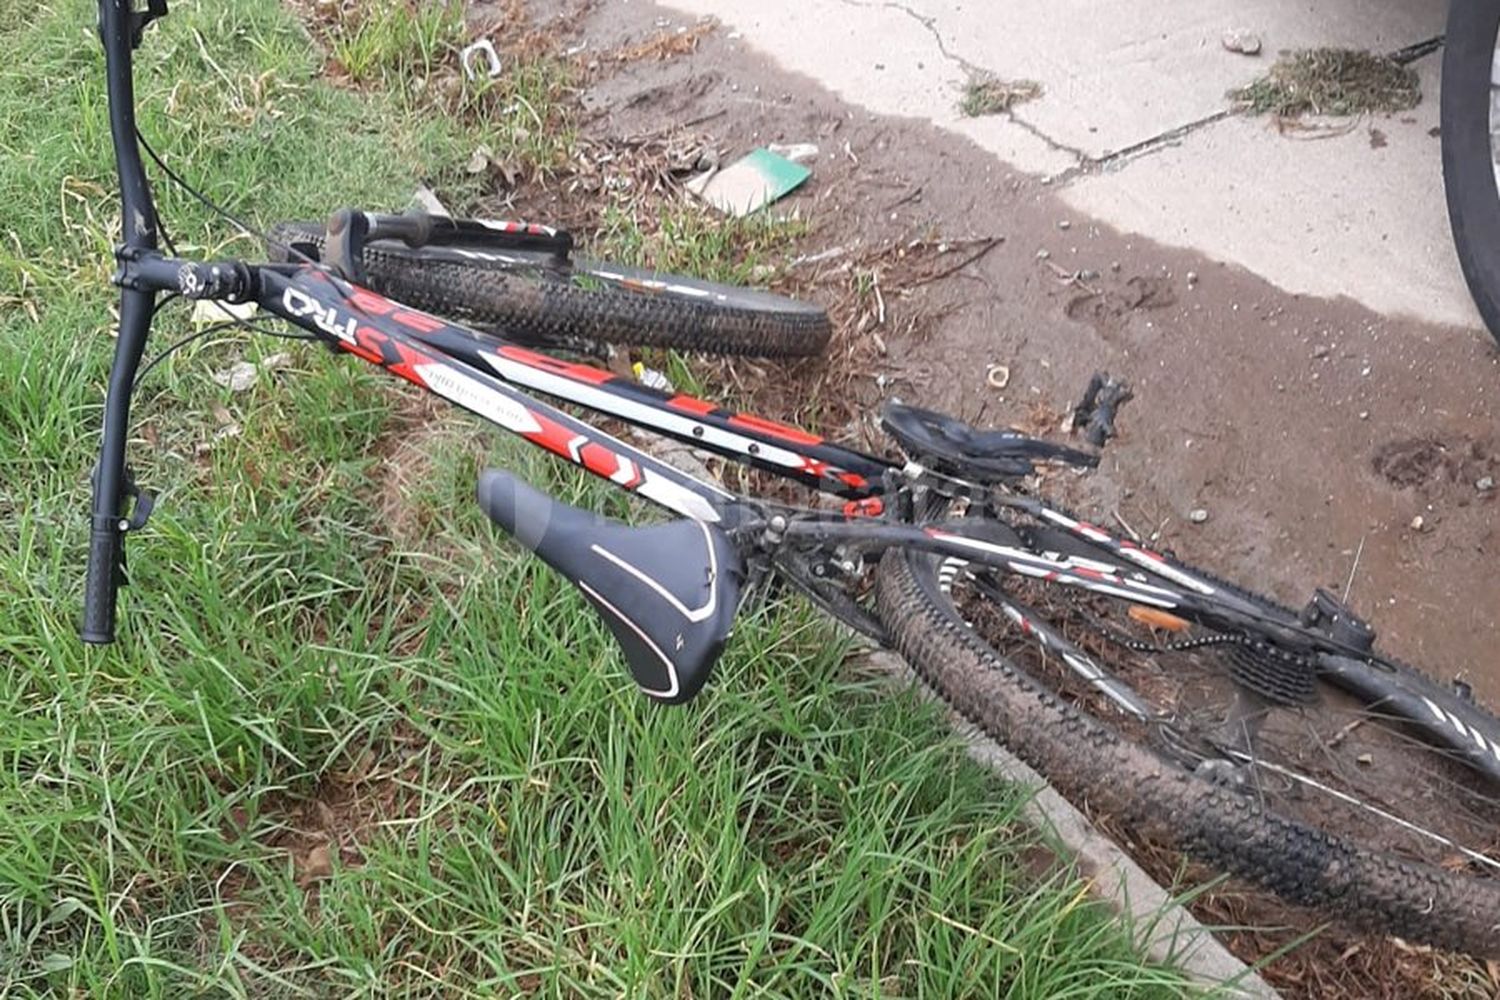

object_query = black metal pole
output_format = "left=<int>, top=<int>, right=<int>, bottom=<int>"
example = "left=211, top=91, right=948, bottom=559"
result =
left=82, top=0, right=161, bottom=643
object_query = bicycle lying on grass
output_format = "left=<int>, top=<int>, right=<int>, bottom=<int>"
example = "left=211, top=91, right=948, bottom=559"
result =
left=89, top=1, right=1500, bottom=958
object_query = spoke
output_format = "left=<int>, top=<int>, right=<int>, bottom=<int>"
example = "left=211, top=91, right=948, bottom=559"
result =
left=956, top=561, right=1500, bottom=877
left=968, top=571, right=1155, bottom=721
left=1222, top=748, right=1500, bottom=874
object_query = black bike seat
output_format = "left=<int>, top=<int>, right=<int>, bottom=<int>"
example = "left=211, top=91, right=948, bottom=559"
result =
left=476, top=470, right=743, bottom=704
left=880, top=400, right=1098, bottom=482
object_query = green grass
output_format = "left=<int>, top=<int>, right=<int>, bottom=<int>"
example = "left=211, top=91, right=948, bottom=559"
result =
left=307, top=0, right=577, bottom=178
left=594, top=202, right=810, bottom=287
left=321, top=0, right=466, bottom=89
left=0, top=1, right=1191, bottom=995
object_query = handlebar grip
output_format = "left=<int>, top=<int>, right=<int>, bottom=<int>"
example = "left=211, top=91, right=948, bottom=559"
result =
left=81, top=523, right=122, bottom=645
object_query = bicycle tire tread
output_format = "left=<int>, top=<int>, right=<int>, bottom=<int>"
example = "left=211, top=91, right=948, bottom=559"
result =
left=875, top=545, right=1500, bottom=956
left=267, top=222, right=831, bottom=358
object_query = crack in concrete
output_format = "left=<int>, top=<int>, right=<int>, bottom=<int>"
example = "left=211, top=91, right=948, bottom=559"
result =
left=836, top=0, right=1093, bottom=161
left=1046, top=109, right=1238, bottom=185
left=836, top=0, right=984, bottom=74
left=834, top=0, right=1231, bottom=179
left=830, top=3, right=1446, bottom=189
left=1000, top=108, right=1094, bottom=165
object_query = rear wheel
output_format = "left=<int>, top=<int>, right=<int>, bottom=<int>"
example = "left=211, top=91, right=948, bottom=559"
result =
left=874, top=504, right=1500, bottom=957
left=1441, top=0, right=1500, bottom=345
left=268, top=221, right=832, bottom=358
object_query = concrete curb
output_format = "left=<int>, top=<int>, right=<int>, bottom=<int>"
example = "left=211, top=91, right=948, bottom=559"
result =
left=857, top=648, right=1280, bottom=999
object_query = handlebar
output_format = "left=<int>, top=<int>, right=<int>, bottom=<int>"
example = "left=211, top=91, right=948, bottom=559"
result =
left=80, top=521, right=122, bottom=643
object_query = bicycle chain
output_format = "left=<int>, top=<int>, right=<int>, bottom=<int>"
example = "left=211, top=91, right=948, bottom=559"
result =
left=1018, top=494, right=1493, bottom=712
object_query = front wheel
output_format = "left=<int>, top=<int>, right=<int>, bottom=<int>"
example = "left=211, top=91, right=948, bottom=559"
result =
left=1442, top=0, right=1500, bottom=345
left=874, top=535, right=1500, bottom=957
left=268, top=221, right=832, bottom=359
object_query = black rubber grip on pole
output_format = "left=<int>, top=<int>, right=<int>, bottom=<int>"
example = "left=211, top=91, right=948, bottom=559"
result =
left=81, top=524, right=121, bottom=644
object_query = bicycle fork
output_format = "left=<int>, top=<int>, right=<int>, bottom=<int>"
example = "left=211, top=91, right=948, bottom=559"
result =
left=83, top=0, right=165, bottom=643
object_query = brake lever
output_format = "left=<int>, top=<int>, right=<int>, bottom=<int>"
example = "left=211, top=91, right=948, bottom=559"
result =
left=324, top=208, right=370, bottom=285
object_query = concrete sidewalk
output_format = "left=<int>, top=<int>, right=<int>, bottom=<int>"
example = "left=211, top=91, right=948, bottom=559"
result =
left=661, top=0, right=1477, bottom=330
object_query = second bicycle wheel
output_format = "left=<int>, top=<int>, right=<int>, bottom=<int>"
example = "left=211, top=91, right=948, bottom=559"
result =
left=874, top=498, right=1500, bottom=959
left=268, top=221, right=832, bottom=358
left=1442, top=0, right=1500, bottom=346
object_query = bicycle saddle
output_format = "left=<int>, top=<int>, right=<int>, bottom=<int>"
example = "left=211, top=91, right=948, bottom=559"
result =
left=880, top=400, right=1098, bottom=482
left=476, top=470, right=744, bottom=704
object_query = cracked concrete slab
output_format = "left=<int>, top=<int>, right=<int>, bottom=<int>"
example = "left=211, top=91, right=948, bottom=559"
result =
left=892, top=0, right=1442, bottom=160
left=660, top=0, right=1482, bottom=330
left=1065, top=57, right=1461, bottom=324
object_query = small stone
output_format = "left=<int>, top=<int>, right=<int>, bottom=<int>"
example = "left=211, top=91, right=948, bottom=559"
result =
left=1478, top=476, right=1496, bottom=492
left=1186, top=271, right=1199, bottom=286
left=1110, top=261, right=1122, bottom=273
left=1359, top=411, right=1370, bottom=420
left=1036, top=249, right=1051, bottom=260
left=212, top=361, right=259, bottom=393
left=1058, top=220, right=1071, bottom=231
left=1079, top=268, right=1100, bottom=281
left=1356, top=753, right=1374, bottom=766
left=1221, top=29, right=1263, bottom=56
left=1189, top=508, right=1209, bottom=524
left=464, top=146, right=493, bottom=174
left=1410, top=514, right=1425, bottom=532
left=1312, top=345, right=1330, bottom=359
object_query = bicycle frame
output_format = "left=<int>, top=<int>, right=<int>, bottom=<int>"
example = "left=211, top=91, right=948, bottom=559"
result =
left=70, top=0, right=1410, bottom=649
left=93, top=242, right=1360, bottom=658
left=86, top=0, right=1500, bottom=783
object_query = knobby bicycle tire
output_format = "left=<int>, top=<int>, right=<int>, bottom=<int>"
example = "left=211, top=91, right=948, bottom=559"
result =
left=874, top=543, right=1500, bottom=957
left=268, top=222, right=832, bottom=358
left=1442, top=0, right=1500, bottom=347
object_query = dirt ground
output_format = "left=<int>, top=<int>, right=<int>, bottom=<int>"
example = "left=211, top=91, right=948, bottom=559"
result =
left=472, top=2, right=1500, bottom=994
left=536, top=1, right=1500, bottom=701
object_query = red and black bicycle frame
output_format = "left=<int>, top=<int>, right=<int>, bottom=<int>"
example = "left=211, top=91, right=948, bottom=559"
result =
left=86, top=0, right=1208, bottom=646
left=80, top=0, right=1339, bottom=659
left=263, top=263, right=910, bottom=512
left=87, top=0, right=1500, bottom=784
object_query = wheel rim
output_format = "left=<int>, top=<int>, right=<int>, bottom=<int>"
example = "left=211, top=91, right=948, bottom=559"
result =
left=1490, top=32, right=1500, bottom=192
left=927, top=521, right=1500, bottom=889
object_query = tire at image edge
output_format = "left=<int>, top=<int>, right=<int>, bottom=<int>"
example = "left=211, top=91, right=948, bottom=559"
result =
left=1442, top=0, right=1500, bottom=345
